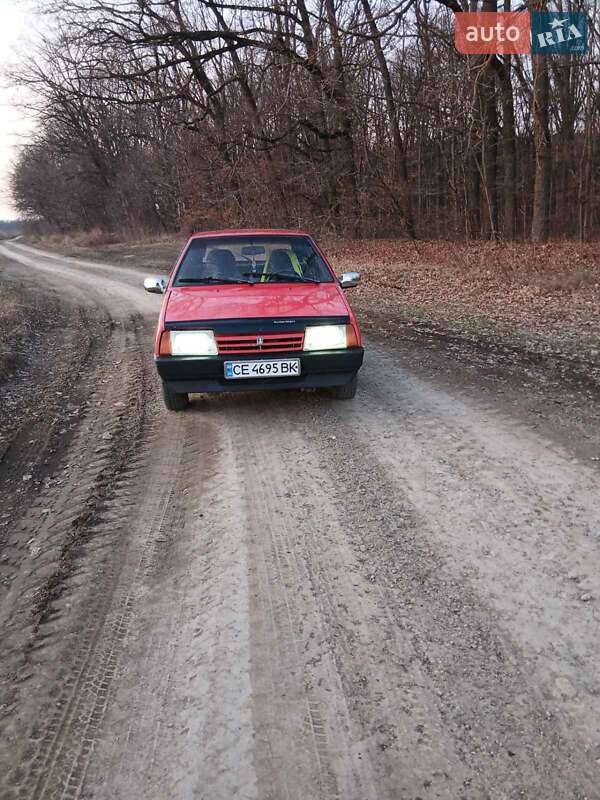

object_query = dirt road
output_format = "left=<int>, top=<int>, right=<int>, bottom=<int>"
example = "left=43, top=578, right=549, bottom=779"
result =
left=1, top=240, right=599, bottom=800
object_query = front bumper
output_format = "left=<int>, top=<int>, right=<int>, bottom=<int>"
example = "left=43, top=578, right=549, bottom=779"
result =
left=155, top=348, right=364, bottom=394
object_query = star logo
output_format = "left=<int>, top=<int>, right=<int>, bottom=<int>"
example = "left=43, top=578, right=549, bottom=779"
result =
left=531, top=11, right=588, bottom=54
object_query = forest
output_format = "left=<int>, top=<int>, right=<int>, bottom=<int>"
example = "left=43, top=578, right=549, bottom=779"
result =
left=9, top=0, right=600, bottom=242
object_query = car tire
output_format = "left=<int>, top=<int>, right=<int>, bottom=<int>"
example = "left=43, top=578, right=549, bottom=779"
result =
left=332, top=375, right=357, bottom=400
left=162, top=383, right=189, bottom=411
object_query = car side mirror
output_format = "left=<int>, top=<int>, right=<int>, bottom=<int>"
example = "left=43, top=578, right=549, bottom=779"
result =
left=144, top=276, right=167, bottom=294
left=338, top=271, right=360, bottom=289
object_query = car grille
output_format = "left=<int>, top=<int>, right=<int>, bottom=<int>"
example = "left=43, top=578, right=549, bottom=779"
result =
left=216, top=332, right=304, bottom=355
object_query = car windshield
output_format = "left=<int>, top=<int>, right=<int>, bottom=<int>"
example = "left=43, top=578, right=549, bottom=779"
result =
left=173, top=235, right=334, bottom=286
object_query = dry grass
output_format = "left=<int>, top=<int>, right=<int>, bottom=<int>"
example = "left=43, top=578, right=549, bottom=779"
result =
left=33, top=228, right=119, bottom=249
left=32, top=227, right=177, bottom=252
left=28, top=229, right=183, bottom=273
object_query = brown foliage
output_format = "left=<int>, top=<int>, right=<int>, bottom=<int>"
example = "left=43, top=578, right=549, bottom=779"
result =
left=326, top=239, right=600, bottom=326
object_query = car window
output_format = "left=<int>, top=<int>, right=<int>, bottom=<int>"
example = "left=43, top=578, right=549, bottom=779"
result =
left=174, top=236, right=334, bottom=285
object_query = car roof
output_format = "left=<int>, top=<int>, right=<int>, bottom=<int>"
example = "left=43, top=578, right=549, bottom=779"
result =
left=188, top=228, right=312, bottom=240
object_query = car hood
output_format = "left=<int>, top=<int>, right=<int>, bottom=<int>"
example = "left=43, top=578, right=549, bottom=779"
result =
left=164, top=282, right=349, bottom=323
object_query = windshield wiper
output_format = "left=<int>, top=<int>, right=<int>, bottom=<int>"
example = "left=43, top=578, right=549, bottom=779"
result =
left=245, top=271, right=319, bottom=284
left=177, top=276, right=253, bottom=285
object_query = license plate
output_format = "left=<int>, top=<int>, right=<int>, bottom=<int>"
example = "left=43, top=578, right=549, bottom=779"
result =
left=224, top=359, right=301, bottom=380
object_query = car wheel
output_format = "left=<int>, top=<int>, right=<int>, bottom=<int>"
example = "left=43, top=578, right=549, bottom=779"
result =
left=332, top=375, right=357, bottom=400
left=162, top=383, right=189, bottom=411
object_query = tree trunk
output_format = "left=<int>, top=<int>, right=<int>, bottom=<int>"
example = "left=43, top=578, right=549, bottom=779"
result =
left=296, top=0, right=340, bottom=221
left=477, top=0, right=499, bottom=239
left=492, top=56, right=517, bottom=239
left=531, top=53, right=551, bottom=243
left=551, top=57, right=576, bottom=236
left=479, top=59, right=499, bottom=239
left=360, top=0, right=416, bottom=238
left=324, top=0, right=361, bottom=235
left=465, top=61, right=482, bottom=238
left=578, top=86, right=594, bottom=241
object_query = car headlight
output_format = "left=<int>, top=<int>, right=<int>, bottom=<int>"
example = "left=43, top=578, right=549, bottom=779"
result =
left=170, top=330, right=218, bottom=356
left=304, top=324, right=347, bottom=351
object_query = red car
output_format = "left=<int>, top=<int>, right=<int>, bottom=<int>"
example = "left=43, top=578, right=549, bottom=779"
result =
left=144, top=230, right=364, bottom=411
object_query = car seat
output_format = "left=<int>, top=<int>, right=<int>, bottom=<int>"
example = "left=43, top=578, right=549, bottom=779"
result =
left=206, top=248, right=237, bottom=278
left=262, top=249, right=303, bottom=281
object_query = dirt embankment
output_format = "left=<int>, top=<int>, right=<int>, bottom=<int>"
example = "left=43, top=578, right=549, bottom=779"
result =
left=0, top=273, right=107, bottom=505
left=0, top=265, right=115, bottom=612
left=0, top=282, right=35, bottom=382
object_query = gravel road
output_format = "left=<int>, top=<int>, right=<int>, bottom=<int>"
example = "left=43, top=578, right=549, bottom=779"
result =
left=0, top=240, right=599, bottom=800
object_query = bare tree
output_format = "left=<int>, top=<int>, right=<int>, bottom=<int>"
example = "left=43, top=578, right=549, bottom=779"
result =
left=10, top=0, right=600, bottom=241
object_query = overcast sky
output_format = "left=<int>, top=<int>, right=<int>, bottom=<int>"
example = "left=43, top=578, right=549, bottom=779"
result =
left=0, top=0, right=36, bottom=219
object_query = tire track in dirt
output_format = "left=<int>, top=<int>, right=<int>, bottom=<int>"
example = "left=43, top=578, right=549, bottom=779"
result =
left=73, top=397, right=365, bottom=800
left=0, top=242, right=172, bottom=799
left=1, top=321, right=146, bottom=647
left=234, top=400, right=347, bottom=800
left=0, top=319, right=165, bottom=798
left=77, top=413, right=257, bottom=800
left=197, top=384, right=600, bottom=799
left=225, top=393, right=467, bottom=799
left=293, top=350, right=600, bottom=798
left=0, top=299, right=96, bottom=473
left=27, top=419, right=185, bottom=800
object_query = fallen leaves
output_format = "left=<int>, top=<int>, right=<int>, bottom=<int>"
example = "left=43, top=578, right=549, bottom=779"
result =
left=325, top=238, right=600, bottom=361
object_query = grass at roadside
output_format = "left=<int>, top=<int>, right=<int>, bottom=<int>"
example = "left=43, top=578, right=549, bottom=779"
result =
left=28, top=232, right=600, bottom=367
left=29, top=230, right=184, bottom=273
